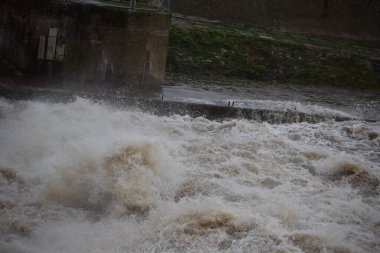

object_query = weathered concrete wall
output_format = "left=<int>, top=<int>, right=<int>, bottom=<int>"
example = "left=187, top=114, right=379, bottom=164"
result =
left=0, top=0, right=171, bottom=90
left=172, top=0, right=380, bottom=40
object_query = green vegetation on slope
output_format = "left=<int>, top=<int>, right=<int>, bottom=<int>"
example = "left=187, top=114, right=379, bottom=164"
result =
left=167, top=20, right=379, bottom=89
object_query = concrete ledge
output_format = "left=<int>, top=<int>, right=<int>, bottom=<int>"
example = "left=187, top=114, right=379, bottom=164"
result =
left=0, top=85, right=356, bottom=124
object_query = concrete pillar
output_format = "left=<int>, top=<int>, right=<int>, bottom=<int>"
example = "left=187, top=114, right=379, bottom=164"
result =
left=0, top=0, right=172, bottom=91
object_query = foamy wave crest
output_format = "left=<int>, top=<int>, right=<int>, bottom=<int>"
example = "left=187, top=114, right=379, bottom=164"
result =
left=45, top=142, right=172, bottom=216
left=317, top=155, right=379, bottom=197
left=0, top=97, right=379, bottom=253
left=232, top=99, right=354, bottom=118
left=0, top=97, right=183, bottom=214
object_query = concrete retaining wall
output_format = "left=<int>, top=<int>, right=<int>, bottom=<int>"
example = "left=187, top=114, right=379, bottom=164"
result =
left=172, top=0, right=380, bottom=40
left=0, top=0, right=172, bottom=90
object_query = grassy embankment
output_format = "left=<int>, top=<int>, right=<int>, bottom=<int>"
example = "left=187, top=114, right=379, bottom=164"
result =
left=167, top=19, right=380, bottom=90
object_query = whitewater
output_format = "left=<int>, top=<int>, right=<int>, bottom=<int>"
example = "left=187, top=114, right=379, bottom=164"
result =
left=0, top=95, right=379, bottom=253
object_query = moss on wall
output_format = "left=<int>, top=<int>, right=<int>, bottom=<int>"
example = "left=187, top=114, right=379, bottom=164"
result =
left=171, top=0, right=380, bottom=41
left=167, top=20, right=379, bottom=90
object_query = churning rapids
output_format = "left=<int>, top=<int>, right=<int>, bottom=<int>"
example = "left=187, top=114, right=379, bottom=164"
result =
left=0, top=84, right=379, bottom=253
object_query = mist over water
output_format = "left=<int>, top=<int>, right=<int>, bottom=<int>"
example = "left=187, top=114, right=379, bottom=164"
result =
left=0, top=96, right=379, bottom=253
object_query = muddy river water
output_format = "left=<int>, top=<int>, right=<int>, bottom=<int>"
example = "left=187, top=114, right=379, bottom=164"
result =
left=0, top=78, right=379, bottom=252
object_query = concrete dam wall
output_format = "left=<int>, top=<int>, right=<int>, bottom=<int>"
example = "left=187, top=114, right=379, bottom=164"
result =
left=172, top=0, right=380, bottom=41
left=0, top=0, right=172, bottom=90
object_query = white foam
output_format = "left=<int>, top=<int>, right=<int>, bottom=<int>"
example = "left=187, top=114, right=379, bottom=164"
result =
left=0, top=98, right=379, bottom=253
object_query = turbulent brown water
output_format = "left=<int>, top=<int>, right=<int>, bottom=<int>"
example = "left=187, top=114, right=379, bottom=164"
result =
left=0, top=87, right=379, bottom=252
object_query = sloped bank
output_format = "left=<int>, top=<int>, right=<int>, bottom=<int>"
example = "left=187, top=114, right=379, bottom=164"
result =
left=166, top=18, right=379, bottom=90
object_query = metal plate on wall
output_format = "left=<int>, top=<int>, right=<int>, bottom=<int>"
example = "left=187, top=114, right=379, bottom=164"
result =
left=37, top=35, right=46, bottom=59
left=55, top=44, right=65, bottom=62
left=46, top=28, right=58, bottom=60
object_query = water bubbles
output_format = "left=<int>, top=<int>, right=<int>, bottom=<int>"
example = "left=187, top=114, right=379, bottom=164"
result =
left=0, top=98, right=379, bottom=252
